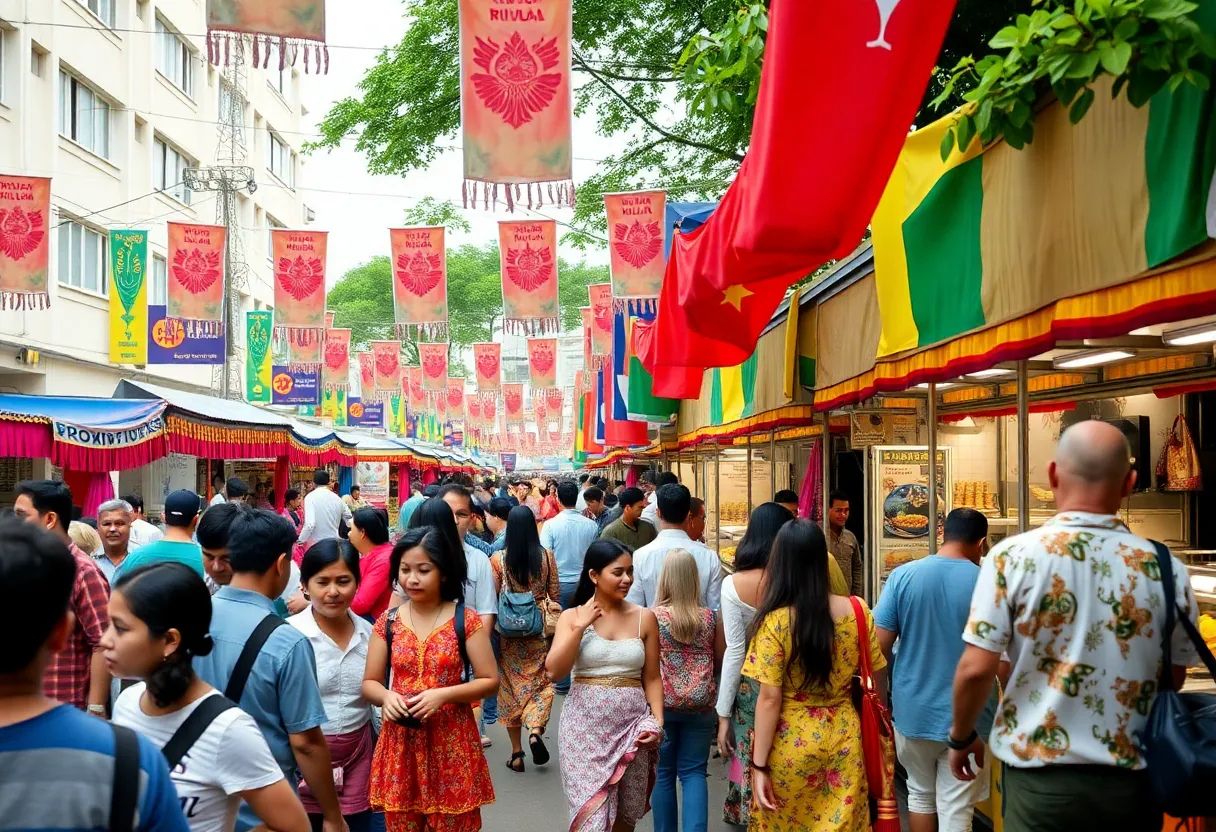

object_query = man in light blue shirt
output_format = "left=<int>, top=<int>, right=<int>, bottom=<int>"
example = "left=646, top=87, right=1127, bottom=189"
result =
left=873, top=508, right=1001, bottom=832
left=396, top=483, right=426, bottom=533
left=192, top=505, right=345, bottom=832
left=540, top=480, right=601, bottom=608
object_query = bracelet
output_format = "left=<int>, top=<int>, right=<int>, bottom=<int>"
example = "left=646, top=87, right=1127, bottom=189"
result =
left=751, top=761, right=771, bottom=773
left=947, top=730, right=978, bottom=751
left=86, top=704, right=106, bottom=717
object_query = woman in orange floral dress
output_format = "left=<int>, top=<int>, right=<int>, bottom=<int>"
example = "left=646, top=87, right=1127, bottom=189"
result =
left=363, top=525, right=499, bottom=832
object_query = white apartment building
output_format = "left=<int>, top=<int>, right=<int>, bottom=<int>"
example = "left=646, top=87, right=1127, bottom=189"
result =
left=0, top=0, right=311, bottom=399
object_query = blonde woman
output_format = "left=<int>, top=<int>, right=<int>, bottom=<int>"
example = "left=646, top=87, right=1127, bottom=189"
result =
left=652, top=550, right=725, bottom=832
left=69, top=521, right=103, bottom=558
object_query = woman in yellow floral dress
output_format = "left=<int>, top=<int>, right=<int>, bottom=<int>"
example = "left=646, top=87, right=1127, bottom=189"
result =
left=744, top=519, right=887, bottom=832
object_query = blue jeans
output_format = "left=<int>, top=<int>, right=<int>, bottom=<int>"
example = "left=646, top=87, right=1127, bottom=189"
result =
left=482, top=632, right=501, bottom=727
left=554, top=580, right=580, bottom=694
left=652, top=711, right=715, bottom=832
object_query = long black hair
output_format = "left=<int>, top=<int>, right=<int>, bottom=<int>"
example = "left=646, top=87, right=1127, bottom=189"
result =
left=407, top=498, right=464, bottom=558
left=300, top=538, right=362, bottom=586
left=733, top=502, right=794, bottom=572
left=747, top=519, right=835, bottom=689
left=503, top=504, right=544, bottom=587
left=391, top=525, right=467, bottom=603
left=351, top=506, right=389, bottom=546
left=572, top=538, right=633, bottom=606
left=113, top=563, right=213, bottom=707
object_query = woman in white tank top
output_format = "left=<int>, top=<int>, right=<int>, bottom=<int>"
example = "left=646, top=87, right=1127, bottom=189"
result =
left=546, top=539, right=664, bottom=832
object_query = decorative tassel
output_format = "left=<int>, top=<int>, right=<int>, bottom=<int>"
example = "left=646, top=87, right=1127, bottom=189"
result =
left=263, top=36, right=272, bottom=68
left=291, top=42, right=300, bottom=68
left=484, top=182, right=490, bottom=208
left=324, top=45, right=330, bottom=73
left=570, top=182, right=577, bottom=206
left=528, top=184, right=534, bottom=210
left=462, top=181, right=468, bottom=209
left=492, top=183, right=498, bottom=209
left=304, top=43, right=310, bottom=73
left=548, top=183, right=556, bottom=205
left=251, top=35, right=260, bottom=68
left=225, top=35, right=230, bottom=67
left=505, top=185, right=514, bottom=212
left=279, top=36, right=287, bottom=71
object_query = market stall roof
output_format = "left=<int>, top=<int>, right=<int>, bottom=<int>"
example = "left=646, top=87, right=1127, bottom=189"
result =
left=0, top=394, right=166, bottom=430
left=0, top=393, right=169, bottom=472
left=116, top=380, right=292, bottom=426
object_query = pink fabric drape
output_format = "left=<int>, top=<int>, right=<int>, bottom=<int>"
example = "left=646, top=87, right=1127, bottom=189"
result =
left=397, top=464, right=410, bottom=505
left=625, top=466, right=640, bottom=488
left=274, top=456, right=289, bottom=512
left=0, top=421, right=166, bottom=472
left=421, top=467, right=438, bottom=486
left=798, top=438, right=823, bottom=523
left=83, top=472, right=115, bottom=518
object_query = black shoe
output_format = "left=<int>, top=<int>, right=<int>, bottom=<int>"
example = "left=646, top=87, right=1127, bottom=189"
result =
left=529, top=733, right=550, bottom=766
left=506, top=752, right=525, bottom=773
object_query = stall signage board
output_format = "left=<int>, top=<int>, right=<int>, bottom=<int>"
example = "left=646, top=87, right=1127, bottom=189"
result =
left=347, top=397, right=384, bottom=428
left=869, top=445, right=952, bottom=592
left=850, top=413, right=889, bottom=448
left=148, top=305, right=225, bottom=364
left=355, top=461, right=390, bottom=508
left=271, top=365, right=321, bottom=405
left=501, top=452, right=517, bottom=472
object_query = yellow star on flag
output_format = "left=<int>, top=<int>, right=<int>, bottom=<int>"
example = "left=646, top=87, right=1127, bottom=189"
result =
left=721, top=284, right=754, bottom=312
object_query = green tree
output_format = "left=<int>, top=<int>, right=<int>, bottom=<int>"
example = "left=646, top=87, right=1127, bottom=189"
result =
left=309, top=0, right=1030, bottom=245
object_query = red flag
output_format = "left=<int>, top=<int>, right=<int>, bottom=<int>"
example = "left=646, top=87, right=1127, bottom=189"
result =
left=634, top=317, right=703, bottom=399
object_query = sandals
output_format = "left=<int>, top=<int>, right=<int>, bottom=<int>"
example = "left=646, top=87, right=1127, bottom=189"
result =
left=529, top=733, right=551, bottom=766
left=506, top=752, right=526, bottom=773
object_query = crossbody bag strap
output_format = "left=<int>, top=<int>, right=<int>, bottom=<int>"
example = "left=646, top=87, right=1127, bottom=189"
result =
left=384, top=607, right=399, bottom=687
left=1152, top=540, right=1216, bottom=687
left=849, top=595, right=874, bottom=686
left=109, top=724, right=141, bottom=832
left=161, top=696, right=239, bottom=770
left=455, top=600, right=471, bottom=678
left=225, top=614, right=286, bottom=703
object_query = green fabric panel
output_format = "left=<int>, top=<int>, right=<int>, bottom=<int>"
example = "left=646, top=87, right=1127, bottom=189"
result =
left=741, top=351, right=758, bottom=418
left=709, top=370, right=723, bottom=426
left=903, top=156, right=986, bottom=346
left=626, top=357, right=679, bottom=422
left=1144, top=4, right=1216, bottom=267
left=798, top=356, right=816, bottom=388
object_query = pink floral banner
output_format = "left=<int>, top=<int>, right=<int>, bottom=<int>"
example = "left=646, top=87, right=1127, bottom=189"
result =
left=371, top=340, right=401, bottom=401
left=272, top=229, right=327, bottom=348
left=604, top=191, right=665, bottom=308
left=418, top=342, right=449, bottom=392
left=207, top=0, right=329, bottom=74
left=447, top=378, right=465, bottom=413
left=588, top=282, right=612, bottom=368
left=499, top=221, right=559, bottom=335
left=473, top=342, right=501, bottom=392
left=323, top=328, right=350, bottom=391
left=503, top=383, right=524, bottom=423
left=0, top=175, right=51, bottom=310
left=166, top=222, right=226, bottom=336
left=407, top=366, right=427, bottom=411
left=357, top=352, right=374, bottom=395
left=544, top=386, right=563, bottom=416
left=527, top=337, right=557, bottom=389
left=390, top=227, right=448, bottom=340
left=467, top=395, right=483, bottom=427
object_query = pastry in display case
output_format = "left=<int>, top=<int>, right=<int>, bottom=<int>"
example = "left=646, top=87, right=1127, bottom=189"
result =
left=953, top=480, right=998, bottom=511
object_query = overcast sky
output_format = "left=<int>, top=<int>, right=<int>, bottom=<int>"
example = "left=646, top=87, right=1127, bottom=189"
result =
left=299, top=0, right=620, bottom=283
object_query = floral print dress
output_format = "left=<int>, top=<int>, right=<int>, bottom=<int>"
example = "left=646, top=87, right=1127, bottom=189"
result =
left=489, top=550, right=560, bottom=731
left=743, top=605, right=886, bottom=832
left=370, top=607, right=496, bottom=832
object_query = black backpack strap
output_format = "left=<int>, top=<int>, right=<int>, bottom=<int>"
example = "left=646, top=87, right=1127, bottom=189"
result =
left=225, top=614, right=286, bottom=703
left=384, top=607, right=398, bottom=686
left=455, top=600, right=471, bottom=679
left=109, top=724, right=141, bottom=832
left=1151, top=540, right=1216, bottom=689
left=161, top=696, right=239, bottom=770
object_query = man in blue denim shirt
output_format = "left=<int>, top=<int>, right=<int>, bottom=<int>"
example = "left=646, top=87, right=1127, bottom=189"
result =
left=193, top=506, right=348, bottom=832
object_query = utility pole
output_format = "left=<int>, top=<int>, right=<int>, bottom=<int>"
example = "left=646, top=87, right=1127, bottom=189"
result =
left=185, top=40, right=256, bottom=399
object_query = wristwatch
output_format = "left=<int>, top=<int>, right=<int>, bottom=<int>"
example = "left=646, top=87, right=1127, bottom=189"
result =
left=86, top=704, right=107, bottom=717
left=947, top=730, right=978, bottom=751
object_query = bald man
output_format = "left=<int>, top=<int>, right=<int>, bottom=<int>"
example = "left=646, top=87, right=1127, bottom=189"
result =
left=948, top=420, right=1200, bottom=832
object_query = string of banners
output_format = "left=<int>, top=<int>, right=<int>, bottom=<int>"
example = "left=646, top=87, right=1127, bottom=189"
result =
left=390, top=227, right=449, bottom=341
left=206, top=0, right=330, bottom=74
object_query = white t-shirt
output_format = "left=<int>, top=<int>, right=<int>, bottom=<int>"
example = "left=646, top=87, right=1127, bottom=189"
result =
left=113, top=685, right=284, bottom=832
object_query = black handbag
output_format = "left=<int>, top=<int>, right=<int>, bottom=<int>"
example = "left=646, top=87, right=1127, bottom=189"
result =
left=1139, top=541, right=1216, bottom=818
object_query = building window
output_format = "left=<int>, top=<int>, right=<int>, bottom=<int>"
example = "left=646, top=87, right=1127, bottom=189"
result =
left=264, top=42, right=289, bottom=97
left=59, top=71, right=111, bottom=159
left=155, top=19, right=194, bottom=97
left=154, top=137, right=193, bottom=204
left=267, top=131, right=294, bottom=188
left=266, top=215, right=284, bottom=261
left=150, top=254, right=167, bottom=306
left=57, top=219, right=108, bottom=295
left=73, top=0, right=115, bottom=27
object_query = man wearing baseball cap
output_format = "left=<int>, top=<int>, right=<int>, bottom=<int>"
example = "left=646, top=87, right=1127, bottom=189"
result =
left=113, top=490, right=205, bottom=582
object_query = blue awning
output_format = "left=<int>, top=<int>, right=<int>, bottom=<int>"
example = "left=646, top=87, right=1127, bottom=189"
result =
left=0, top=394, right=166, bottom=431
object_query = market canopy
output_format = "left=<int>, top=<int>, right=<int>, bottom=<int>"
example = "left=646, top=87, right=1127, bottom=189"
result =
left=0, top=394, right=168, bottom=471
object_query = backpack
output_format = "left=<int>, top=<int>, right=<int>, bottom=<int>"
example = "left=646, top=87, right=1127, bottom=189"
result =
left=1139, top=541, right=1216, bottom=817
left=495, top=558, right=544, bottom=639
left=109, top=725, right=140, bottom=832
left=655, top=607, right=717, bottom=713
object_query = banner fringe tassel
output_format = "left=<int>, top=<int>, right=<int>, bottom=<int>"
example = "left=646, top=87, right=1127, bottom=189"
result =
left=0, top=291, right=50, bottom=311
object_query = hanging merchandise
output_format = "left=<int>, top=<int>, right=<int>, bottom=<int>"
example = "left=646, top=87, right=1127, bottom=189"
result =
left=323, top=328, right=351, bottom=392
left=0, top=174, right=51, bottom=310
left=206, top=0, right=329, bottom=74
left=357, top=351, right=374, bottom=399
left=272, top=229, right=327, bottom=352
left=418, top=342, right=449, bottom=392
left=604, top=191, right=665, bottom=311
left=447, top=378, right=465, bottom=414
left=504, top=383, right=524, bottom=423
left=1157, top=414, right=1203, bottom=491
left=473, top=342, right=502, bottom=392
left=527, top=337, right=558, bottom=389
left=588, top=283, right=613, bottom=369
left=459, top=0, right=573, bottom=209
left=109, top=230, right=149, bottom=365
left=371, top=340, right=402, bottom=401
left=390, top=227, right=448, bottom=340
left=166, top=222, right=226, bottom=337
left=245, top=310, right=274, bottom=403
left=499, top=221, right=559, bottom=335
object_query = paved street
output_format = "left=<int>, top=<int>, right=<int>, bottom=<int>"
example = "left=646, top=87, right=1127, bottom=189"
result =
left=480, top=697, right=737, bottom=831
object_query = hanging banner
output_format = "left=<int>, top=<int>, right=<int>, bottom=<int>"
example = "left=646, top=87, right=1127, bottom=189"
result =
left=435, top=385, right=448, bottom=420
left=323, top=328, right=351, bottom=391
left=473, top=342, right=501, bottom=392
left=588, top=283, right=613, bottom=368
left=272, top=229, right=327, bottom=349
left=288, top=333, right=322, bottom=372
left=166, top=222, right=226, bottom=337
left=356, top=351, right=374, bottom=399
left=467, top=396, right=483, bottom=428
left=418, top=342, right=449, bottom=391
left=272, top=365, right=320, bottom=405
left=387, top=394, right=406, bottom=435
left=534, top=396, right=548, bottom=428
left=544, top=386, right=563, bottom=418
left=499, top=221, right=559, bottom=335
left=371, top=340, right=402, bottom=400
left=447, top=378, right=465, bottom=414
left=407, top=366, right=428, bottom=411
left=604, top=191, right=665, bottom=307
left=245, top=310, right=273, bottom=402
left=459, top=0, right=573, bottom=209
left=325, top=310, right=335, bottom=329
left=0, top=175, right=50, bottom=310
left=206, top=0, right=329, bottom=74
left=322, top=387, right=347, bottom=422
left=148, top=305, right=225, bottom=364
left=581, top=307, right=592, bottom=375
left=347, top=397, right=385, bottom=428
left=481, top=393, right=498, bottom=425
left=390, top=227, right=448, bottom=340
left=527, top=337, right=558, bottom=389
left=109, top=230, right=149, bottom=365
left=503, top=383, right=524, bottom=423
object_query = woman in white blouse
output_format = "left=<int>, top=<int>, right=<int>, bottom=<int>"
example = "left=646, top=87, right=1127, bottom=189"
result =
left=716, top=502, right=793, bottom=827
left=288, top=539, right=375, bottom=832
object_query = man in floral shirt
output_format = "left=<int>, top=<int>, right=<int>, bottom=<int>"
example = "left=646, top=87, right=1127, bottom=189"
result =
left=949, top=420, right=1199, bottom=832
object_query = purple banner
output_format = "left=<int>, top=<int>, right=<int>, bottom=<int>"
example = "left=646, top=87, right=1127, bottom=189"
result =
left=347, top=397, right=385, bottom=428
left=147, top=304, right=225, bottom=364
left=271, top=365, right=320, bottom=405
left=501, top=452, right=517, bottom=472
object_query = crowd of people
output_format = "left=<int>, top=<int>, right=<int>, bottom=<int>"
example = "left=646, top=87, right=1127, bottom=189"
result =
left=0, top=420, right=1207, bottom=832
